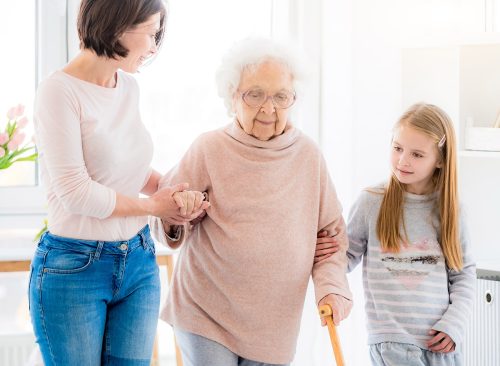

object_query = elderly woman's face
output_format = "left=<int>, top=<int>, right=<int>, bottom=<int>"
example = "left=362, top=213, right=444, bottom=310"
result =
left=232, top=60, right=294, bottom=141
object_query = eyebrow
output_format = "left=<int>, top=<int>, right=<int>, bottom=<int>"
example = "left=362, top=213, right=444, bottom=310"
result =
left=392, top=141, right=427, bottom=154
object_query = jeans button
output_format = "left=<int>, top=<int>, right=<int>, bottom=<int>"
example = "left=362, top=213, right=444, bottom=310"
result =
left=119, top=243, right=128, bottom=251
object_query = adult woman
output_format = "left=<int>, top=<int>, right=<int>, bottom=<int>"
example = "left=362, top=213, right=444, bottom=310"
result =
left=29, top=1, right=206, bottom=365
left=151, top=38, right=353, bottom=366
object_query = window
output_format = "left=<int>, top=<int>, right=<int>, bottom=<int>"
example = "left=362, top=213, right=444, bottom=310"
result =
left=0, top=0, right=70, bottom=214
left=135, top=0, right=275, bottom=170
left=0, top=2, right=36, bottom=188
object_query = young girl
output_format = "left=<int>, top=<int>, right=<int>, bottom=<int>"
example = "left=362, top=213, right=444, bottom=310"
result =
left=345, top=103, right=475, bottom=365
left=347, top=104, right=475, bottom=366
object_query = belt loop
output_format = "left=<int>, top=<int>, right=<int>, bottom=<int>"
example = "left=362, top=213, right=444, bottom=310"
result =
left=38, top=230, right=49, bottom=245
left=139, top=231, right=147, bottom=249
left=94, top=241, right=104, bottom=260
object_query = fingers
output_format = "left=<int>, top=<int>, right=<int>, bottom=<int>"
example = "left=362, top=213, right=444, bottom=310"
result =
left=316, top=237, right=338, bottom=245
left=314, top=253, right=333, bottom=263
left=317, top=230, right=328, bottom=238
left=427, top=330, right=455, bottom=353
left=315, top=244, right=340, bottom=255
left=172, top=192, right=185, bottom=208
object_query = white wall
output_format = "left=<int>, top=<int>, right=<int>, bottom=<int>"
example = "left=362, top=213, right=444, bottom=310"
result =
left=315, top=0, right=500, bottom=364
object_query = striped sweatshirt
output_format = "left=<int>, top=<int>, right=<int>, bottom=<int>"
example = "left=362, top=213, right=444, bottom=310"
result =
left=347, top=186, right=475, bottom=352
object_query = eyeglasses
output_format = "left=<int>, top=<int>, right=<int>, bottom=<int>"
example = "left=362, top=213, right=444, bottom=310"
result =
left=239, top=88, right=296, bottom=109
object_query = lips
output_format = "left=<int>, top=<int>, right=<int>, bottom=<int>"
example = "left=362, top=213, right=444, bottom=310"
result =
left=255, top=119, right=276, bottom=124
left=397, top=168, right=413, bottom=175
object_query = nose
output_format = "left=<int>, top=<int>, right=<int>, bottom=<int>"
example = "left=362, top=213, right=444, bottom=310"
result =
left=398, top=153, right=410, bottom=166
left=260, top=96, right=275, bottom=114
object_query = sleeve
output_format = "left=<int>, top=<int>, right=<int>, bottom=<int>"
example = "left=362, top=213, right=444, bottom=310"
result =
left=311, top=155, right=352, bottom=304
left=34, top=79, right=116, bottom=218
left=431, top=207, right=476, bottom=351
left=149, top=134, right=211, bottom=249
left=346, top=191, right=370, bottom=272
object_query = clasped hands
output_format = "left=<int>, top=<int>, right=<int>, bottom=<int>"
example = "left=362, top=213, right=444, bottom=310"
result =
left=149, top=182, right=209, bottom=226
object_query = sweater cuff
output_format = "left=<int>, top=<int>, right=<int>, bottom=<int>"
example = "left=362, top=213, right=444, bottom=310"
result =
left=431, top=320, right=463, bottom=352
left=315, top=284, right=353, bottom=305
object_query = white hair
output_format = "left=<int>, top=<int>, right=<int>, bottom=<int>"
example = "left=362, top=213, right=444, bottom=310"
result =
left=215, top=37, right=308, bottom=116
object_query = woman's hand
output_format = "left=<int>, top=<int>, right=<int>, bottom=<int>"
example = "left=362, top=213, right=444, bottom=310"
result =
left=148, top=183, right=190, bottom=219
left=315, top=231, right=341, bottom=263
left=427, top=330, right=455, bottom=353
left=318, top=293, right=352, bottom=326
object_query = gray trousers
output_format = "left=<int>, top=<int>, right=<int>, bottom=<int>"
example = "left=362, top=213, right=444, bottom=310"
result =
left=174, top=327, right=290, bottom=366
left=370, top=342, right=463, bottom=366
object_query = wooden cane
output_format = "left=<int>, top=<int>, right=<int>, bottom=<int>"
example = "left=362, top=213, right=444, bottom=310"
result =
left=319, top=304, right=345, bottom=366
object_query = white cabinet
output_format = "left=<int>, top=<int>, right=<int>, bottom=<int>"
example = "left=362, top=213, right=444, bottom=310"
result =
left=402, top=43, right=500, bottom=264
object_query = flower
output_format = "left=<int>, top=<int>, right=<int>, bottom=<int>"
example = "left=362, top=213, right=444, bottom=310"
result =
left=0, top=104, right=38, bottom=170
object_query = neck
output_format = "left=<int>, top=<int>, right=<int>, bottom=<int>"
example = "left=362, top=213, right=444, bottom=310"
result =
left=63, top=50, right=119, bottom=88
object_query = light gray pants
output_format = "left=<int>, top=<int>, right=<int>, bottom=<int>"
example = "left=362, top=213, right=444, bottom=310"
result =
left=370, top=342, right=463, bottom=366
left=174, top=327, right=290, bottom=366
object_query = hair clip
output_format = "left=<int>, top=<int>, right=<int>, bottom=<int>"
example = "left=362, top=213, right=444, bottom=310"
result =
left=438, top=135, right=446, bottom=148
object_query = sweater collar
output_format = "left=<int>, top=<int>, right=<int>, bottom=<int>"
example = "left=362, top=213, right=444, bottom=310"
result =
left=224, top=119, right=300, bottom=150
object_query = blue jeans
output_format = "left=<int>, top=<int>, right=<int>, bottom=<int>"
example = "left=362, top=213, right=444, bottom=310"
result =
left=29, top=225, right=160, bottom=366
left=174, top=327, right=290, bottom=366
left=370, top=342, right=463, bottom=366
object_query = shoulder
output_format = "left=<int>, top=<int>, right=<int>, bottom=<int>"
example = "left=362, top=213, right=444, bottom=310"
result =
left=35, top=72, right=80, bottom=112
left=351, top=183, right=386, bottom=216
left=37, top=71, right=75, bottom=98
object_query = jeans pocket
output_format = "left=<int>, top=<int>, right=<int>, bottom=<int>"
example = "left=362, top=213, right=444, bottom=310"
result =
left=42, top=248, right=94, bottom=274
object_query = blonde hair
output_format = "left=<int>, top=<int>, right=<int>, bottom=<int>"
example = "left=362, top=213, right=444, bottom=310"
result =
left=376, top=103, right=463, bottom=270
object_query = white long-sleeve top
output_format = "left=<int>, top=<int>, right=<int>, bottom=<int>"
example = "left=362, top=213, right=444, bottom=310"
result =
left=34, top=70, right=153, bottom=241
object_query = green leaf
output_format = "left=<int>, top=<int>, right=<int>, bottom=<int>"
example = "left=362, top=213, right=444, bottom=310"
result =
left=33, top=219, right=48, bottom=242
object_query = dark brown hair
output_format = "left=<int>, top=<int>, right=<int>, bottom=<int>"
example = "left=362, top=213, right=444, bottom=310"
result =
left=77, top=0, right=166, bottom=59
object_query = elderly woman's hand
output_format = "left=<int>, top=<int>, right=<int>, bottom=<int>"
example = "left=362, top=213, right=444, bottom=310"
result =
left=318, top=294, right=352, bottom=326
left=173, top=190, right=210, bottom=217
left=148, top=182, right=190, bottom=219
left=314, top=231, right=341, bottom=263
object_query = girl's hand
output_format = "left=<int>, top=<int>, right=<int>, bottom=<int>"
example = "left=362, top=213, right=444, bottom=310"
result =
left=427, top=330, right=455, bottom=353
left=318, top=293, right=352, bottom=326
left=314, top=230, right=340, bottom=263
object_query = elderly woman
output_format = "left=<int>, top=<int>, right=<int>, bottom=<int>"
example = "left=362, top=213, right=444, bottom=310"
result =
left=151, top=38, right=352, bottom=366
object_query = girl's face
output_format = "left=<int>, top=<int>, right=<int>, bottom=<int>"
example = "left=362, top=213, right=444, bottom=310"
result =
left=118, top=13, right=161, bottom=73
left=391, top=125, right=442, bottom=195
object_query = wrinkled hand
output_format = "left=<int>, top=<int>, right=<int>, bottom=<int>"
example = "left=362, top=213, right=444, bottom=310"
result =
left=315, top=230, right=341, bottom=263
left=149, top=183, right=190, bottom=219
left=173, top=190, right=209, bottom=217
left=427, top=330, right=455, bottom=353
left=162, top=190, right=210, bottom=226
left=318, top=293, right=352, bottom=326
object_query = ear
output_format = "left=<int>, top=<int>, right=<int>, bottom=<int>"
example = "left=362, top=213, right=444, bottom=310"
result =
left=436, top=159, right=443, bottom=169
left=230, top=93, right=238, bottom=114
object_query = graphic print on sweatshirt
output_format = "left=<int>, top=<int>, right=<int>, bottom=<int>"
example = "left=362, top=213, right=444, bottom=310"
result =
left=381, top=238, right=442, bottom=290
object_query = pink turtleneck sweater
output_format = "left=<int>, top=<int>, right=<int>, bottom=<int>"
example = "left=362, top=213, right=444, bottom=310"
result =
left=150, top=122, right=352, bottom=364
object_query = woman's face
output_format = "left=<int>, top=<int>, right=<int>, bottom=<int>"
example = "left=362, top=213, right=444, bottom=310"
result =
left=232, top=60, right=294, bottom=141
left=119, top=13, right=161, bottom=73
